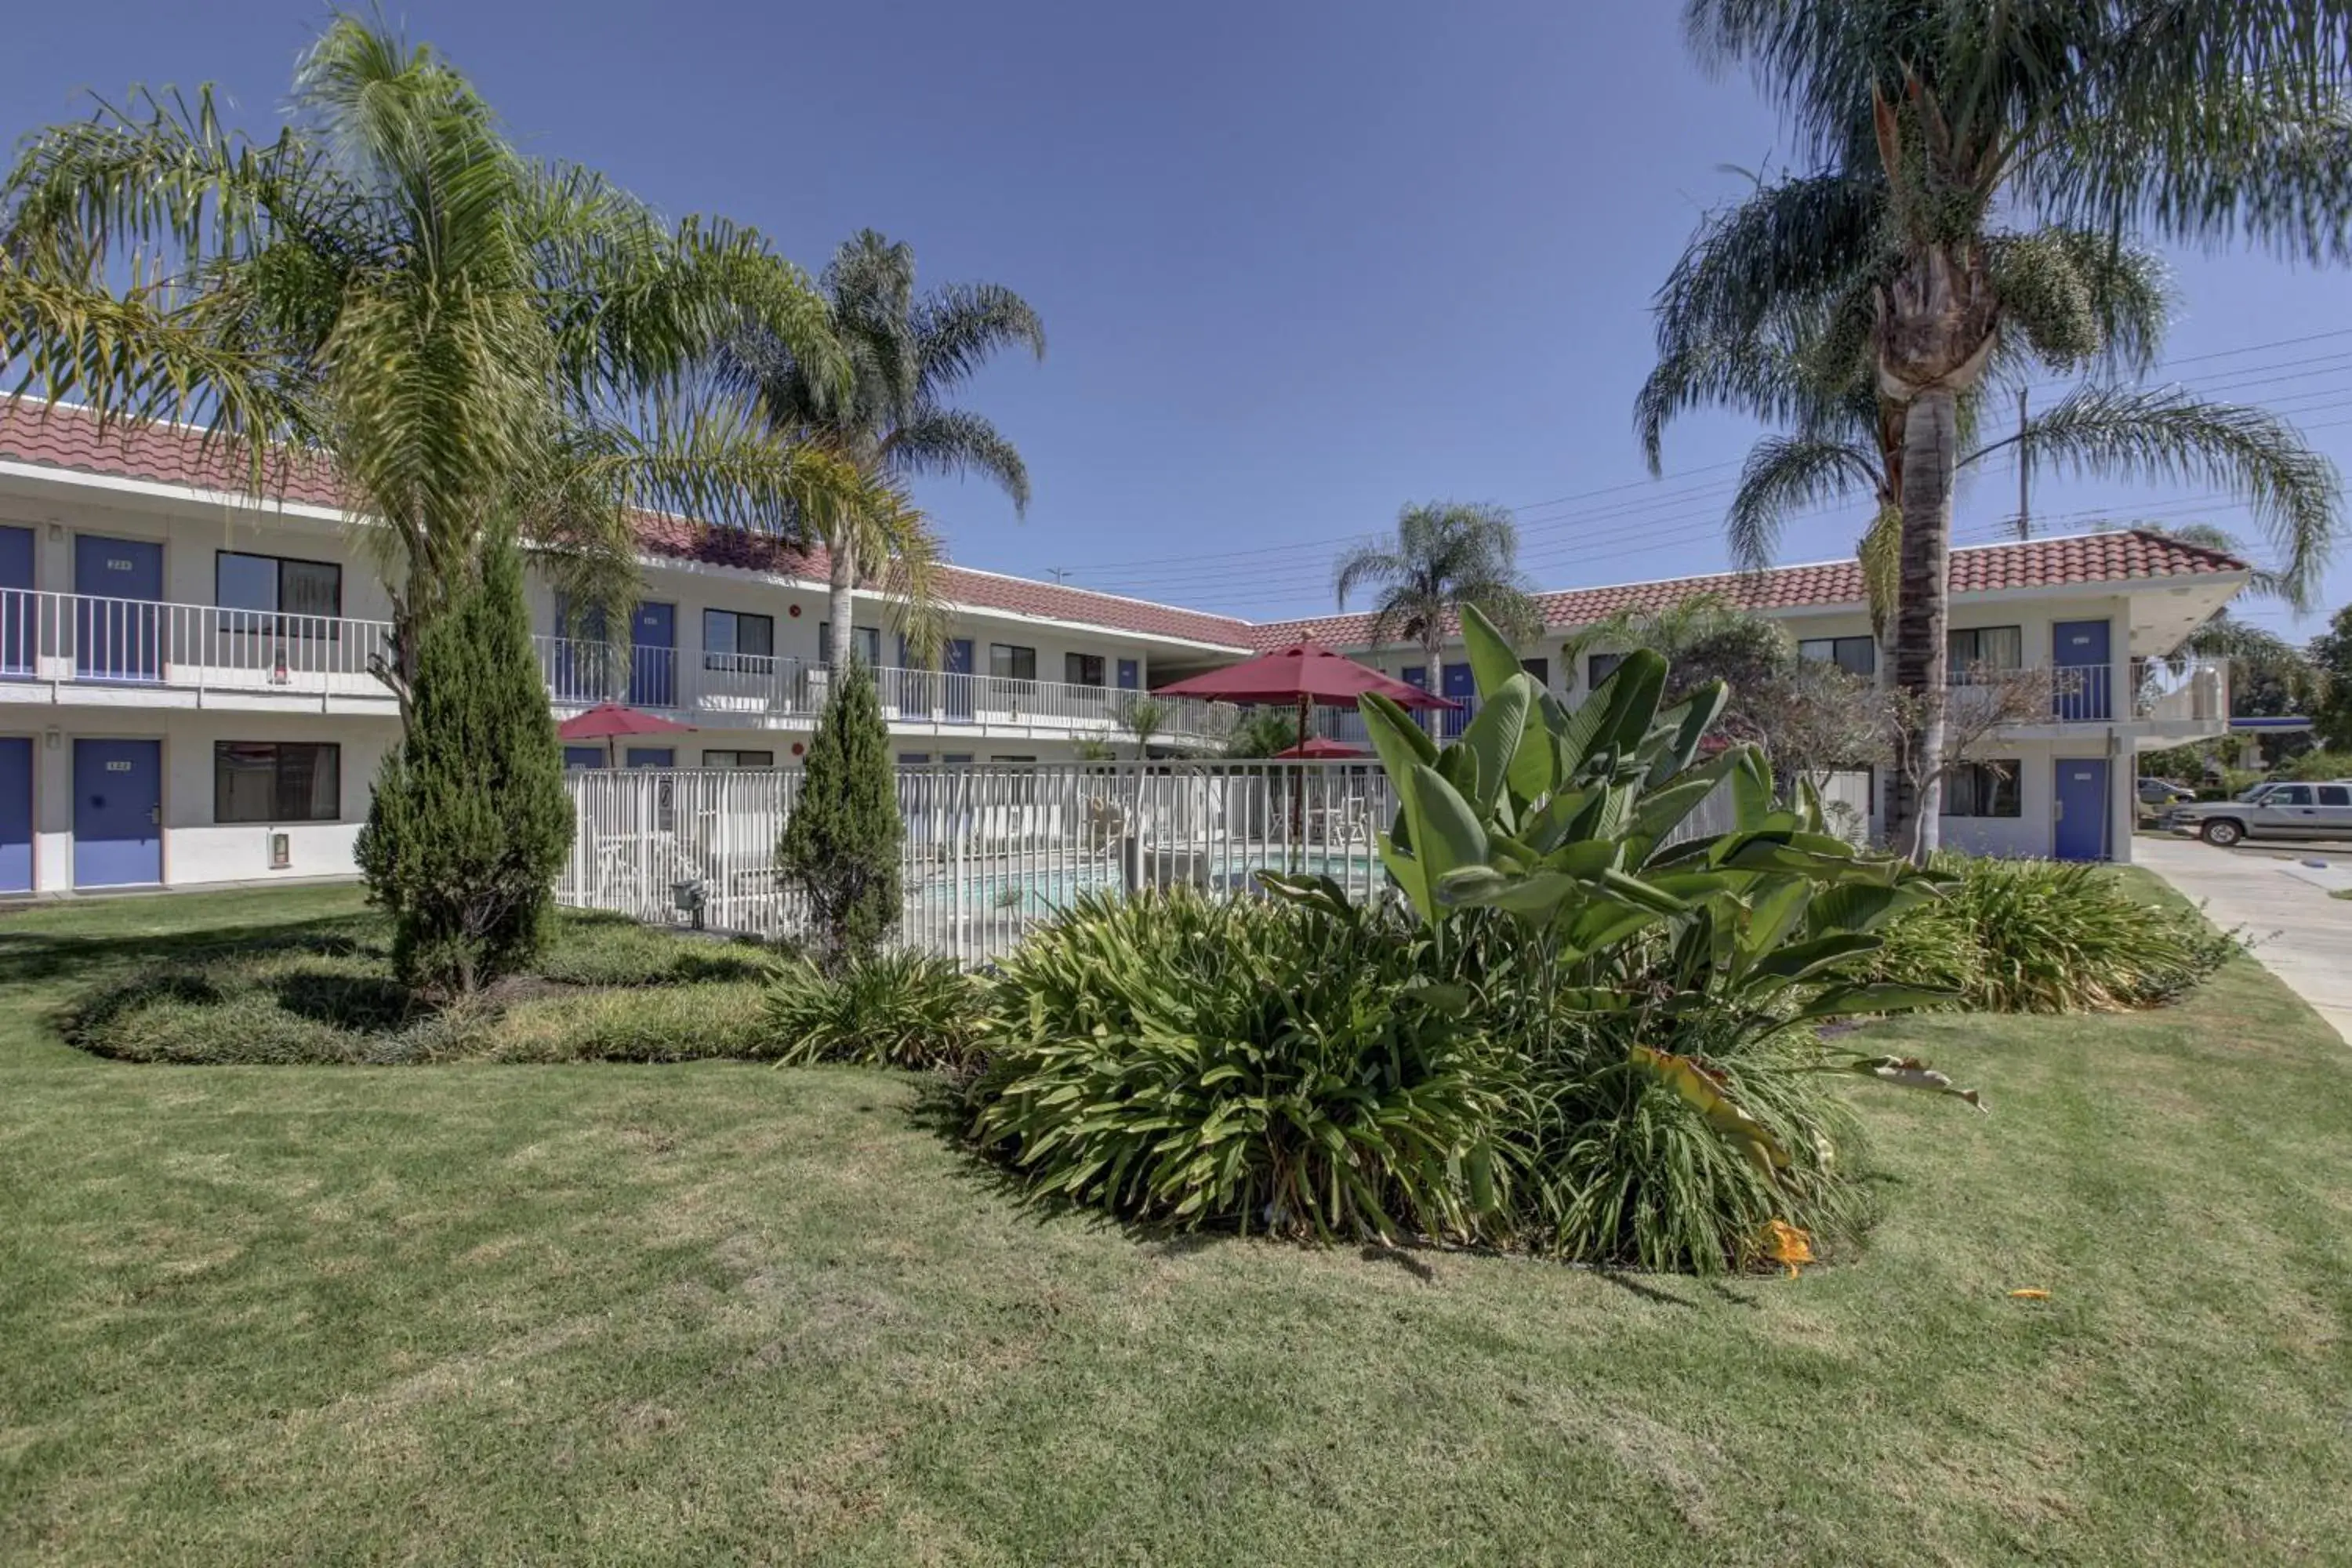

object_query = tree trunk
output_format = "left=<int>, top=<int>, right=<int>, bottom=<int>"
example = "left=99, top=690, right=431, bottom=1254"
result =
left=828, top=536, right=858, bottom=667
left=1884, top=389, right=1958, bottom=862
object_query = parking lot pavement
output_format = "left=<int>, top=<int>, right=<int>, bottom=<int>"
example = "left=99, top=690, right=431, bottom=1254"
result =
left=2134, top=834, right=2352, bottom=1047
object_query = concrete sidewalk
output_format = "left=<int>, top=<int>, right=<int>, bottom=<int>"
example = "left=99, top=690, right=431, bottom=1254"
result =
left=2134, top=834, right=2352, bottom=1047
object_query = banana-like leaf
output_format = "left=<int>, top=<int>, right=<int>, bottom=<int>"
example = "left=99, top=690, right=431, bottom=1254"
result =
left=1435, top=739, right=1481, bottom=805
left=1457, top=603, right=1526, bottom=703
left=1553, top=649, right=1666, bottom=779
left=1358, top=691, right=1439, bottom=775
left=1803, top=882, right=1909, bottom=936
left=1377, top=830, right=1434, bottom=925
left=1642, top=681, right=1727, bottom=789
left=1523, top=786, right=1596, bottom=854
left=1726, top=743, right=1774, bottom=825
left=1735, top=880, right=1813, bottom=970
left=1454, top=673, right=1536, bottom=816
left=1842, top=1055, right=1986, bottom=1111
left=1406, top=763, right=1486, bottom=885
left=1788, top=982, right=1955, bottom=1022
left=1438, top=866, right=1593, bottom=916
left=1561, top=901, right=1671, bottom=957
left=1630, top=1045, right=1790, bottom=1177
left=1255, top=871, right=1355, bottom=917
left=1597, top=866, right=1689, bottom=915
left=1749, top=931, right=1882, bottom=984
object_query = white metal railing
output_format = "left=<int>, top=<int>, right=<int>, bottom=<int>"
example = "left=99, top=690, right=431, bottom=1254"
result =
left=532, top=637, right=1240, bottom=743
left=2131, top=657, right=2230, bottom=725
left=557, top=760, right=1873, bottom=966
left=1948, top=662, right=2122, bottom=725
left=560, top=761, right=1397, bottom=964
left=0, top=587, right=394, bottom=701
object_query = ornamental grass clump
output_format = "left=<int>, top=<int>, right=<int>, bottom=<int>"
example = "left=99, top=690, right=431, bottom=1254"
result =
left=1875, top=855, right=2240, bottom=1012
left=972, top=890, right=1521, bottom=1244
left=764, top=948, right=992, bottom=1072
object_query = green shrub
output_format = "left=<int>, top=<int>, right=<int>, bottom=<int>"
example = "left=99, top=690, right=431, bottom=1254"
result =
left=357, top=533, right=572, bottom=996
left=535, top=912, right=774, bottom=987
left=1524, top=1022, right=1874, bottom=1273
left=1877, top=855, right=2239, bottom=1012
left=972, top=891, right=1521, bottom=1244
left=465, top=984, right=773, bottom=1062
left=764, top=949, right=991, bottom=1071
left=2280, top=749, right=2352, bottom=782
left=778, top=656, right=902, bottom=967
left=67, top=923, right=777, bottom=1066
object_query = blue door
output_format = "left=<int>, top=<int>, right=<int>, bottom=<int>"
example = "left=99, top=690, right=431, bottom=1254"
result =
left=1439, top=662, right=1476, bottom=739
left=564, top=746, right=607, bottom=770
left=74, top=535, right=165, bottom=681
left=2053, top=758, right=2111, bottom=862
left=0, top=736, right=31, bottom=893
left=630, top=602, right=675, bottom=708
left=73, top=738, right=162, bottom=887
left=624, top=747, right=674, bottom=768
left=2052, top=619, right=2112, bottom=722
left=1117, top=659, right=1140, bottom=691
left=943, top=638, right=975, bottom=722
left=0, top=526, right=33, bottom=677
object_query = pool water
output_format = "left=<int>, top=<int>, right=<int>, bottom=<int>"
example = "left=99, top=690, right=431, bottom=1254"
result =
left=909, top=851, right=1381, bottom=919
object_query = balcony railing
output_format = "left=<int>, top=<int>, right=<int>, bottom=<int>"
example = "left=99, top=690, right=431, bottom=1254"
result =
left=532, top=637, right=1241, bottom=742
left=2131, top=656, right=2230, bottom=725
left=0, top=588, right=394, bottom=700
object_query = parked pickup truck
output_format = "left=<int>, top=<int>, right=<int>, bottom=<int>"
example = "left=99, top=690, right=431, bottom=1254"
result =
left=2163, top=781, right=2352, bottom=846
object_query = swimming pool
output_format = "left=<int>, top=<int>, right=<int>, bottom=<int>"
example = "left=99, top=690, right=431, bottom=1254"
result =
left=907, top=850, right=1383, bottom=920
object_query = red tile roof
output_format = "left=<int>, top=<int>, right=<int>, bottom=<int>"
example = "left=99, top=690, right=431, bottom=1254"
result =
left=0, top=398, right=342, bottom=506
left=1243, top=531, right=2249, bottom=652
left=630, top=515, right=1258, bottom=648
left=0, top=399, right=2246, bottom=652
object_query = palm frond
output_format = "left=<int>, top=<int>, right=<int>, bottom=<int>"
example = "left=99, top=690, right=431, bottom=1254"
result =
left=1649, top=168, right=1889, bottom=358
left=914, top=281, right=1045, bottom=397
left=884, top=407, right=1032, bottom=513
left=1723, top=434, right=1882, bottom=571
left=1973, top=385, right=2343, bottom=608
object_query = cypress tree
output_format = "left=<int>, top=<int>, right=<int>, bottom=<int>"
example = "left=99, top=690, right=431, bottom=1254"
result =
left=779, top=655, right=903, bottom=967
left=356, top=531, right=574, bottom=995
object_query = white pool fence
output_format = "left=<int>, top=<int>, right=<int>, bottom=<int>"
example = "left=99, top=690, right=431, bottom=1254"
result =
left=558, top=761, right=1871, bottom=966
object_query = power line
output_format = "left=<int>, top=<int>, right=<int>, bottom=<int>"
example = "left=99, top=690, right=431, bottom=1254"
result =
left=1036, top=325, right=2352, bottom=612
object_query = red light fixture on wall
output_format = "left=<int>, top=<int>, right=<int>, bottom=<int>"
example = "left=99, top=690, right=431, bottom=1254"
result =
left=787, top=604, right=802, bottom=617
left=789, top=742, right=805, bottom=757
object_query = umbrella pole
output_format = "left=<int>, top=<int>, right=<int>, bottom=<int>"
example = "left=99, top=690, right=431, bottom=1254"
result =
left=1290, top=696, right=1310, bottom=861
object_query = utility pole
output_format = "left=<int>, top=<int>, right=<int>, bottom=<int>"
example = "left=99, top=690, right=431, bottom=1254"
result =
left=1045, top=567, right=1072, bottom=585
left=2014, top=387, right=2031, bottom=540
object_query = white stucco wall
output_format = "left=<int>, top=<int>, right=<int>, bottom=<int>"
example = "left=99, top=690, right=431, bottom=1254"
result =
left=20, top=710, right=395, bottom=891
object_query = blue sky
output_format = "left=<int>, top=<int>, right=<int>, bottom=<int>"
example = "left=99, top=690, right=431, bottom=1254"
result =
left=7, top=2, right=2348, bottom=636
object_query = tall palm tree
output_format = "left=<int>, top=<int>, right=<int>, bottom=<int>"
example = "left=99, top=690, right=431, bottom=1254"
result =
left=1332, top=502, right=1543, bottom=681
left=0, top=13, right=874, bottom=717
left=1664, top=0, right=2352, bottom=857
left=722, top=230, right=1044, bottom=668
left=1642, top=227, right=2164, bottom=645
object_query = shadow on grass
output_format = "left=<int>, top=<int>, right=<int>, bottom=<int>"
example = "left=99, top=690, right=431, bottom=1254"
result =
left=0, top=915, right=383, bottom=989
left=269, top=969, right=421, bottom=1033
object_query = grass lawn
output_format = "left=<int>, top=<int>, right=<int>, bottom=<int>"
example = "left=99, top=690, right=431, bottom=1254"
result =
left=4, top=881, right=2350, bottom=1565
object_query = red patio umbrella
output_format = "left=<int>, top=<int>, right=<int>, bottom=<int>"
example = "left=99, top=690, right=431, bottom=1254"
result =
left=1154, top=642, right=1454, bottom=756
left=1272, top=735, right=1369, bottom=760
left=556, top=702, right=695, bottom=768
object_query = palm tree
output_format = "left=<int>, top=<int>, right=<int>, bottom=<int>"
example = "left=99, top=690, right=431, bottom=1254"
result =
left=0, top=14, right=876, bottom=716
left=1332, top=502, right=1543, bottom=683
left=1662, top=0, right=2352, bottom=856
left=722, top=230, right=1044, bottom=669
left=1642, top=294, right=2336, bottom=659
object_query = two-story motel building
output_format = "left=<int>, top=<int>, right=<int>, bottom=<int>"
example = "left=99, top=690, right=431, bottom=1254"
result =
left=0, top=401, right=2243, bottom=894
